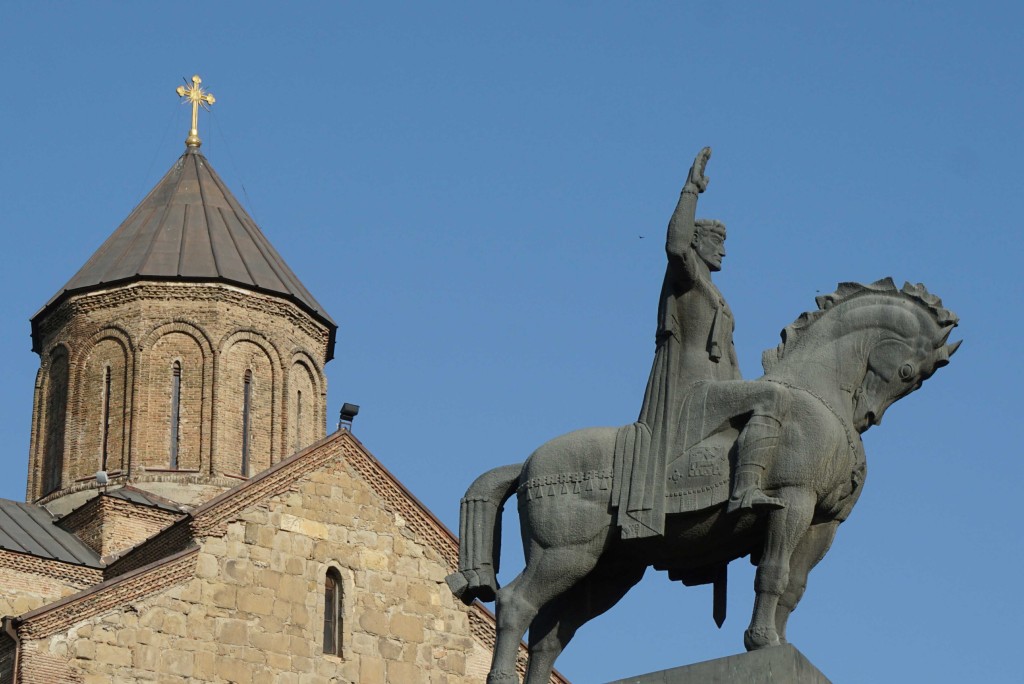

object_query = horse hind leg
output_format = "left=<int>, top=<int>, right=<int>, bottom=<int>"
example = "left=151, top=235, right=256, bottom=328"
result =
left=523, top=561, right=646, bottom=684
left=488, top=544, right=601, bottom=684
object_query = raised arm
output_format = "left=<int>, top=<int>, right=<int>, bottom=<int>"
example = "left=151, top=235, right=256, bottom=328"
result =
left=665, top=147, right=711, bottom=265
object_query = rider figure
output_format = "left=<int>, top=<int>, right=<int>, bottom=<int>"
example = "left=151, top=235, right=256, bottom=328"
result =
left=638, top=147, right=790, bottom=513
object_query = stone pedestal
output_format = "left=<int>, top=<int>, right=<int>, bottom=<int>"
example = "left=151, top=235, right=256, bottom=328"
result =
left=604, top=645, right=831, bottom=684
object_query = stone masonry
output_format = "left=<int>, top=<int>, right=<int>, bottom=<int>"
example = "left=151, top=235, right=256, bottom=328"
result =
left=3, top=431, right=568, bottom=684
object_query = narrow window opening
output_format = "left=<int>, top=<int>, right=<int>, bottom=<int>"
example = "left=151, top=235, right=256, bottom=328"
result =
left=43, top=353, right=69, bottom=495
left=295, top=389, right=303, bottom=453
left=100, top=366, right=112, bottom=472
left=170, top=361, right=181, bottom=469
left=323, top=568, right=342, bottom=655
left=241, top=369, right=252, bottom=476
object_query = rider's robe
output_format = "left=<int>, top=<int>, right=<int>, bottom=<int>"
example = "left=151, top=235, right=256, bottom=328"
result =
left=612, top=247, right=741, bottom=539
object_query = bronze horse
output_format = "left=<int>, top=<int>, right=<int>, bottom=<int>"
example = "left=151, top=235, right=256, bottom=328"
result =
left=447, top=279, right=959, bottom=683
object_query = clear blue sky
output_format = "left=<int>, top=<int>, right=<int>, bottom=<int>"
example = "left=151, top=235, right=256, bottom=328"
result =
left=2, top=3, right=1021, bottom=682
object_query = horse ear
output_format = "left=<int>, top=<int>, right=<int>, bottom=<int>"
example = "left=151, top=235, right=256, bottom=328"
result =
left=930, top=340, right=962, bottom=369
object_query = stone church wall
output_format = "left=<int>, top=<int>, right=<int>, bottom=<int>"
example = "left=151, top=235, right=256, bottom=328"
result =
left=0, top=551, right=101, bottom=618
left=13, top=436, right=508, bottom=683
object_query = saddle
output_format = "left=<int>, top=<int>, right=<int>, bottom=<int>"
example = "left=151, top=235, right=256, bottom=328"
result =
left=613, top=383, right=738, bottom=538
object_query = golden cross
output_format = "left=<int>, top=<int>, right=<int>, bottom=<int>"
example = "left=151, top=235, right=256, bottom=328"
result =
left=176, top=75, right=216, bottom=149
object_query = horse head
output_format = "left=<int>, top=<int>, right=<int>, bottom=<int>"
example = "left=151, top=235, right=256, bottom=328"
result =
left=762, top=278, right=960, bottom=433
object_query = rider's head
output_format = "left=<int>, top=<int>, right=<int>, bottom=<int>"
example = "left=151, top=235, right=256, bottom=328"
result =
left=692, top=219, right=726, bottom=272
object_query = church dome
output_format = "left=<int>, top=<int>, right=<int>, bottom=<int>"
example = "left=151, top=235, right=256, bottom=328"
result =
left=33, top=147, right=336, bottom=358
left=28, top=145, right=337, bottom=513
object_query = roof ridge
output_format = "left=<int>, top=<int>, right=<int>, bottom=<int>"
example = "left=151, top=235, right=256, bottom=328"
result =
left=202, top=161, right=289, bottom=292
left=200, top=159, right=327, bottom=317
left=103, top=205, right=159, bottom=283
left=194, top=153, right=222, bottom=278
left=118, top=484, right=184, bottom=510
left=215, top=204, right=259, bottom=284
left=136, top=152, right=193, bottom=275
left=177, top=203, right=192, bottom=275
left=62, top=160, right=178, bottom=283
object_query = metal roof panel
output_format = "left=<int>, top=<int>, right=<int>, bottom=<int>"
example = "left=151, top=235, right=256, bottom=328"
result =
left=0, top=499, right=102, bottom=567
left=36, top=149, right=336, bottom=334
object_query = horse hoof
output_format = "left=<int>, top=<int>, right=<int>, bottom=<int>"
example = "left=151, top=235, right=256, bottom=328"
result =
left=744, top=627, right=780, bottom=651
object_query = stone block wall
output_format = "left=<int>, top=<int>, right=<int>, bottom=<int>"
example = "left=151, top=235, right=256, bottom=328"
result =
left=0, top=551, right=101, bottom=618
left=14, top=442, right=500, bottom=683
left=28, top=281, right=331, bottom=508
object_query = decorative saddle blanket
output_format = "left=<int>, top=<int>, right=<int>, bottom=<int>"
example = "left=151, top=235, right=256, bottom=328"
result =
left=612, top=383, right=736, bottom=538
left=663, top=429, right=735, bottom=514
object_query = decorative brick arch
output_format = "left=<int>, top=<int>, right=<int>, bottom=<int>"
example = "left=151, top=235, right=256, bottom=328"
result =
left=29, top=343, right=71, bottom=499
left=215, top=330, right=283, bottom=475
left=69, top=324, right=135, bottom=368
left=69, top=328, right=135, bottom=485
left=290, top=348, right=327, bottom=394
left=217, top=329, right=284, bottom=372
left=139, top=319, right=215, bottom=355
left=287, top=350, right=326, bottom=456
left=137, top=321, right=216, bottom=472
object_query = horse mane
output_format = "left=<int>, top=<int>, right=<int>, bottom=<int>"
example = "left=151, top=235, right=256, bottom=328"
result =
left=762, top=278, right=960, bottom=373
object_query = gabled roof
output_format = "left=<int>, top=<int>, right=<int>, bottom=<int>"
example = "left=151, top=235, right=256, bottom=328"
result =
left=0, top=499, right=102, bottom=568
left=55, top=485, right=184, bottom=527
left=33, top=147, right=336, bottom=357
left=104, top=485, right=183, bottom=514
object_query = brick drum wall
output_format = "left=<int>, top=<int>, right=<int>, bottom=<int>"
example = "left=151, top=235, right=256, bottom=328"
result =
left=28, top=281, right=331, bottom=508
left=36, top=347, right=70, bottom=497
left=140, top=329, right=208, bottom=472
left=72, top=336, right=130, bottom=481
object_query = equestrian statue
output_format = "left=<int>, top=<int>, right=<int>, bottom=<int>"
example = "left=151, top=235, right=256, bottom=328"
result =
left=445, top=147, right=960, bottom=684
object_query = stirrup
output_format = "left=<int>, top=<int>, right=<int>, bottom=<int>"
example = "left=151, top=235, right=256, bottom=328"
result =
left=727, top=487, right=785, bottom=514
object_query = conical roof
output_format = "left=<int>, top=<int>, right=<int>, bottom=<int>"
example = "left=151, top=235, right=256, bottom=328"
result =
left=33, top=148, right=336, bottom=357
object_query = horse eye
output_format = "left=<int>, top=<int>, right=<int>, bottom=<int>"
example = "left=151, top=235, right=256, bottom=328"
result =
left=898, top=363, right=915, bottom=381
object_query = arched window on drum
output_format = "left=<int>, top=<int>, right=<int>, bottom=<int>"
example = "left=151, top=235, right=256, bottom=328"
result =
left=241, top=369, right=253, bottom=476
left=169, top=361, right=182, bottom=469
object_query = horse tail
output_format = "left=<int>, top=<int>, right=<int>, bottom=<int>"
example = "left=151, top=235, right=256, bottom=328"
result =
left=445, top=463, right=522, bottom=605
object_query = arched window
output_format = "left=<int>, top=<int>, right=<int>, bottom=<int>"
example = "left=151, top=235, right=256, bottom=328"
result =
left=42, top=350, right=69, bottom=494
left=100, top=365, right=112, bottom=471
left=323, top=568, right=342, bottom=655
left=169, top=361, right=181, bottom=468
left=241, top=369, right=252, bottom=476
left=294, top=389, right=303, bottom=453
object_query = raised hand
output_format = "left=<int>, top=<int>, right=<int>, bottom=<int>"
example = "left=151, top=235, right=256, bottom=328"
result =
left=686, top=146, right=712, bottom=193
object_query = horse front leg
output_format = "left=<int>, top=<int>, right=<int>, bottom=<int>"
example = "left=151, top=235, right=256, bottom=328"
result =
left=745, top=487, right=815, bottom=651
left=775, top=520, right=840, bottom=643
